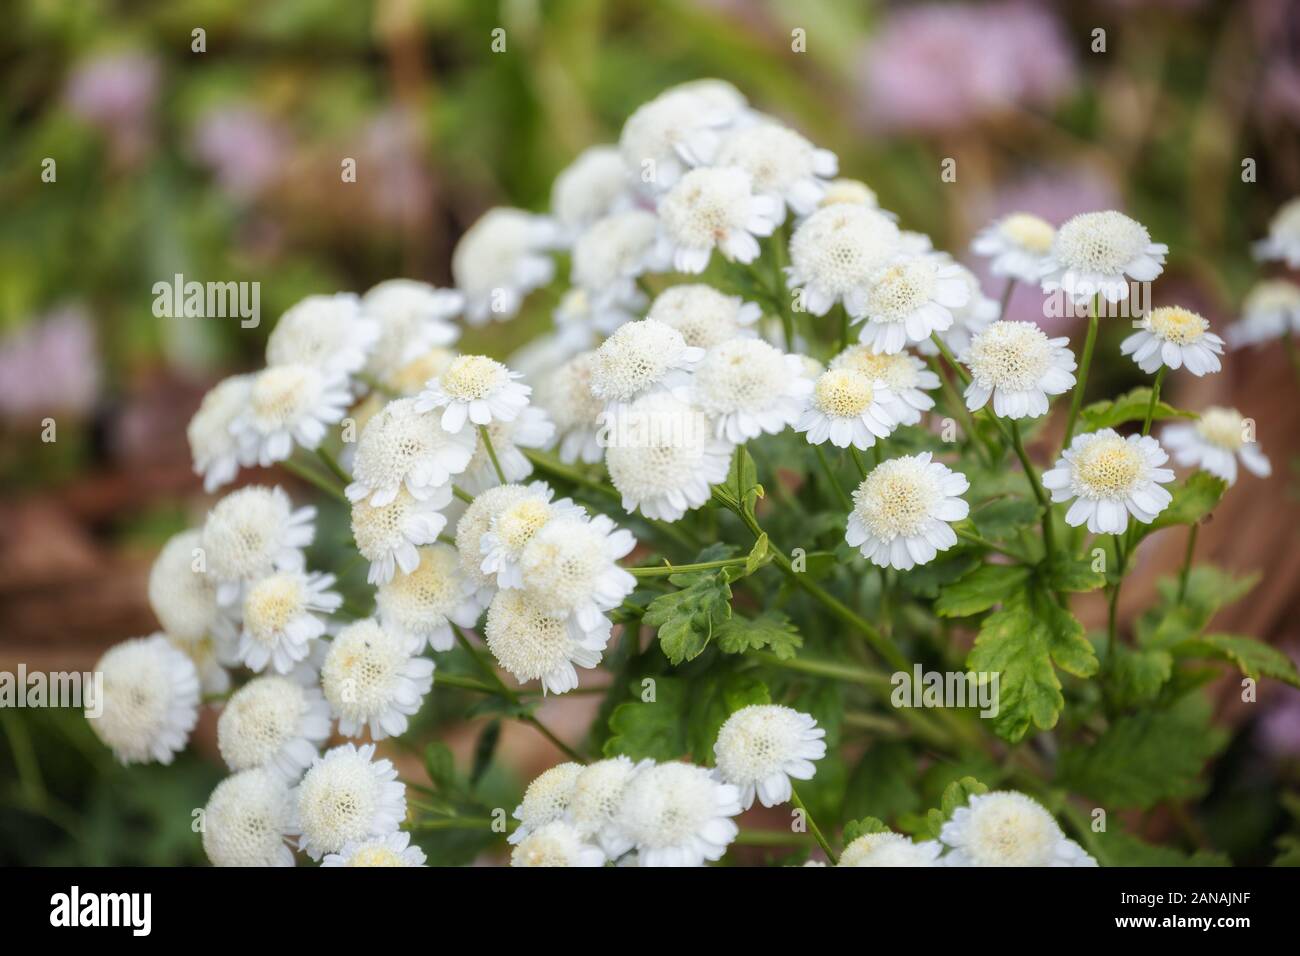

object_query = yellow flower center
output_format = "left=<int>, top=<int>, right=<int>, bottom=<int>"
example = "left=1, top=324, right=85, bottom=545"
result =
left=814, top=369, right=874, bottom=417
left=1073, top=435, right=1143, bottom=498
left=1000, top=213, right=1055, bottom=253
left=1196, top=406, right=1244, bottom=451
left=1146, top=306, right=1207, bottom=346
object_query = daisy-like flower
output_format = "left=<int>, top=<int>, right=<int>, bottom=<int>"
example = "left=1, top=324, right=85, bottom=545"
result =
left=647, top=284, right=761, bottom=350
left=962, top=320, right=1076, bottom=419
left=236, top=570, right=341, bottom=674
left=553, top=286, right=640, bottom=346
left=830, top=346, right=939, bottom=425
left=571, top=209, right=668, bottom=307
left=346, top=397, right=475, bottom=506
left=855, top=255, right=970, bottom=353
left=656, top=166, right=781, bottom=273
left=971, top=212, right=1056, bottom=284
left=452, top=207, right=558, bottom=325
left=147, top=529, right=218, bottom=644
left=375, top=543, right=482, bottom=652
left=510, top=821, right=607, bottom=867
left=536, top=351, right=606, bottom=465
left=1042, top=430, right=1174, bottom=535
left=351, top=486, right=450, bottom=585
left=202, top=768, right=296, bottom=867
left=322, top=831, right=427, bottom=867
left=360, top=278, right=462, bottom=375
left=1120, top=306, right=1224, bottom=376
left=230, top=363, right=351, bottom=467
left=618, top=88, right=733, bottom=194
left=550, top=145, right=634, bottom=243
left=1162, top=406, right=1271, bottom=486
left=796, top=367, right=901, bottom=450
left=1039, top=210, right=1167, bottom=304
left=508, top=761, right=585, bottom=845
left=920, top=262, right=999, bottom=359
left=1253, top=196, right=1300, bottom=267
left=839, top=832, right=943, bottom=867
left=454, top=484, right=535, bottom=606
left=201, top=486, right=315, bottom=605
left=187, top=373, right=254, bottom=492
left=819, top=178, right=879, bottom=209
left=713, top=705, right=826, bottom=809
left=321, top=619, right=435, bottom=740
left=589, top=319, right=705, bottom=411
left=940, top=791, right=1097, bottom=867
left=786, top=204, right=901, bottom=316
left=172, top=634, right=233, bottom=696
left=847, top=453, right=970, bottom=570
left=478, top=481, right=585, bottom=589
left=713, top=121, right=838, bottom=221
left=1228, top=279, right=1300, bottom=348
left=617, top=762, right=743, bottom=867
left=518, top=515, right=637, bottom=630
left=566, top=756, right=642, bottom=859
left=291, top=742, right=407, bottom=861
left=87, top=635, right=200, bottom=765
left=604, top=391, right=734, bottom=522
left=265, top=292, right=379, bottom=378
left=217, top=674, right=332, bottom=779
left=484, top=588, right=611, bottom=694
left=415, top=354, right=532, bottom=434
left=458, top=407, right=555, bottom=492
left=688, top=338, right=813, bottom=442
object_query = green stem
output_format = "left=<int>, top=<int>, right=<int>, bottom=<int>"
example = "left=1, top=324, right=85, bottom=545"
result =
left=791, top=784, right=838, bottom=864
left=435, top=672, right=502, bottom=695
left=478, top=425, right=508, bottom=485
left=452, top=485, right=474, bottom=504
left=814, top=444, right=854, bottom=511
left=929, top=333, right=970, bottom=385
left=281, top=457, right=349, bottom=505
left=629, top=557, right=749, bottom=577
left=1105, top=534, right=1129, bottom=672
left=955, top=528, right=1031, bottom=562
left=408, top=816, right=496, bottom=832
left=1062, top=299, right=1099, bottom=448
left=1177, top=522, right=1198, bottom=603
left=927, top=356, right=994, bottom=466
left=1140, top=366, right=1167, bottom=437
left=1008, top=420, right=1055, bottom=556
left=999, top=277, right=1017, bottom=315
left=838, top=305, right=851, bottom=354
left=848, top=446, right=870, bottom=480
left=316, top=446, right=351, bottom=484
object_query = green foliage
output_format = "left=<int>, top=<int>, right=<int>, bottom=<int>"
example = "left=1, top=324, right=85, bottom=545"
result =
left=841, top=817, right=890, bottom=845
left=1141, top=473, right=1227, bottom=537
left=643, top=569, right=734, bottom=665
left=604, top=676, right=691, bottom=761
left=842, top=741, right=920, bottom=825
left=935, top=563, right=1031, bottom=617
left=714, top=611, right=803, bottom=660
left=1077, top=386, right=1196, bottom=433
left=924, top=777, right=989, bottom=839
left=1090, top=829, right=1230, bottom=867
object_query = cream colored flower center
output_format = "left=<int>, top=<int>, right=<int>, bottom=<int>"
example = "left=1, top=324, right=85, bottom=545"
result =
left=1073, top=435, right=1143, bottom=498
left=814, top=369, right=874, bottom=417
left=868, top=260, right=935, bottom=322
left=1000, top=213, right=1055, bottom=253
left=854, top=462, right=938, bottom=538
left=387, top=349, right=455, bottom=394
left=1146, top=307, right=1207, bottom=345
left=348, top=845, right=404, bottom=866
left=244, top=575, right=306, bottom=643
left=968, top=322, right=1052, bottom=391
left=497, top=498, right=552, bottom=551
left=442, top=355, right=506, bottom=400
left=833, top=348, right=913, bottom=389
left=1054, top=211, right=1149, bottom=275
left=1196, top=407, right=1244, bottom=451
left=252, top=366, right=316, bottom=424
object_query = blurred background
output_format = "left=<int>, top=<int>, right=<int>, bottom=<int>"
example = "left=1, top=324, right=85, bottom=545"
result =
left=2, top=0, right=1299, bottom=865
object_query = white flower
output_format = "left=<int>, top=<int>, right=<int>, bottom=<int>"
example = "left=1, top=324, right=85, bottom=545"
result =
left=847, top=453, right=969, bottom=570
left=819, top=178, right=879, bottom=210
left=787, top=204, right=901, bottom=316
left=202, top=769, right=296, bottom=867
left=454, top=484, right=535, bottom=605
left=839, top=832, right=943, bottom=867
left=666, top=78, right=751, bottom=120
left=172, top=634, right=233, bottom=696
left=509, top=761, right=584, bottom=844
left=217, top=674, right=332, bottom=779
left=963, top=320, right=1076, bottom=419
left=518, top=515, right=637, bottom=629
left=265, top=292, right=379, bottom=378
left=452, top=207, right=557, bottom=324
left=647, top=283, right=762, bottom=349
left=571, top=209, right=668, bottom=307
left=323, top=831, right=427, bottom=867
left=971, top=213, right=1056, bottom=284
left=1228, top=279, right=1300, bottom=348
left=566, top=756, right=642, bottom=859
left=1039, top=210, right=1167, bottom=304
left=321, top=619, right=434, bottom=740
left=796, top=367, right=901, bottom=450
left=536, top=350, right=606, bottom=465
left=351, top=486, right=450, bottom=585
left=1042, top=430, right=1175, bottom=535
left=604, top=391, right=734, bottom=522
left=415, top=354, right=532, bottom=434
left=147, top=529, right=218, bottom=643
left=617, top=762, right=742, bottom=867
left=713, top=705, right=826, bottom=809
left=940, top=791, right=1097, bottom=867
left=360, top=279, right=462, bottom=374
left=553, top=285, right=640, bottom=344
left=656, top=166, right=780, bottom=273
left=551, top=145, right=634, bottom=242
left=855, top=256, right=969, bottom=353
left=291, top=742, right=407, bottom=860
left=237, top=570, right=341, bottom=674
left=458, top=407, right=556, bottom=492
left=713, top=121, right=838, bottom=220
left=1120, top=306, right=1224, bottom=376
left=1162, top=406, right=1271, bottom=486
left=1253, top=196, right=1300, bottom=268
left=230, top=363, right=351, bottom=467
left=201, top=486, right=315, bottom=605
left=484, top=587, right=611, bottom=694
left=619, top=89, right=733, bottom=193
left=688, top=338, right=813, bottom=442
left=920, top=262, right=999, bottom=358
left=478, top=481, right=585, bottom=589
left=511, top=821, right=607, bottom=867
left=589, top=318, right=705, bottom=410
left=376, top=543, right=482, bottom=652
left=346, top=397, right=475, bottom=505
left=187, top=374, right=254, bottom=492
left=830, top=346, right=939, bottom=425
left=87, top=635, right=200, bottom=765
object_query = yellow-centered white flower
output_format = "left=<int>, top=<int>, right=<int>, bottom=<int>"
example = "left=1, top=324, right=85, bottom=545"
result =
left=148, top=529, right=219, bottom=644
left=847, top=452, right=970, bottom=570
left=415, top=354, right=532, bottom=434
left=1120, top=306, right=1223, bottom=376
left=375, top=543, right=482, bottom=652
left=786, top=204, right=901, bottom=317
left=856, top=255, right=970, bottom=354
left=478, top=481, right=585, bottom=589
left=619, top=89, right=733, bottom=194
left=237, top=570, right=341, bottom=674
left=565, top=756, right=643, bottom=859
left=187, top=373, right=254, bottom=492
left=940, top=791, right=1097, bottom=867
left=290, top=742, right=407, bottom=861
left=713, top=121, right=838, bottom=221
left=360, top=278, right=462, bottom=376
left=217, top=674, right=331, bottom=779
left=688, top=338, right=813, bottom=442
left=589, top=318, right=705, bottom=411
left=713, top=704, right=826, bottom=809
left=201, top=486, right=315, bottom=605
left=971, top=212, right=1056, bottom=284
left=265, top=292, right=378, bottom=378
left=535, top=350, right=606, bottom=465
left=796, top=367, right=902, bottom=450
left=485, top=588, right=611, bottom=695
left=1228, top=279, right=1300, bottom=348
left=231, top=362, right=350, bottom=467
left=322, top=831, right=427, bottom=867
left=616, top=762, right=742, bottom=868
left=510, top=821, right=607, bottom=867
left=351, top=485, right=452, bottom=585
left=656, top=166, right=781, bottom=273
left=550, top=144, right=634, bottom=243
left=839, top=831, right=942, bottom=867
left=1039, top=210, right=1167, bottom=304
left=1042, top=429, right=1175, bottom=535
left=321, top=618, right=434, bottom=740
left=1162, top=406, right=1271, bottom=486
left=508, top=761, right=584, bottom=845
left=202, top=768, right=296, bottom=867
left=830, top=346, right=940, bottom=425
left=962, top=320, right=1076, bottom=420
left=346, top=396, right=475, bottom=506
left=647, top=284, right=762, bottom=349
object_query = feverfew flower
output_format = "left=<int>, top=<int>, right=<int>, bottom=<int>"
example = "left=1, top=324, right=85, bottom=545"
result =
left=1042, top=430, right=1175, bottom=535
left=971, top=213, right=1056, bottom=284
left=511, top=821, right=606, bottom=867
left=88, top=635, right=200, bottom=765
left=265, top=292, right=379, bottom=378
left=786, top=204, right=901, bottom=316
left=237, top=570, right=341, bottom=674
left=839, top=832, right=942, bottom=867
left=619, top=89, right=732, bottom=193
left=415, top=354, right=532, bottom=434
left=920, top=263, right=998, bottom=358
left=1253, top=196, right=1300, bottom=267
left=855, top=256, right=969, bottom=353
left=323, top=831, right=427, bottom=867
left=375, top=543, right=481, bottom=652
left=796, top=367, right=901, bottom=450
left=231, top=363, right=350, bottom=467
left=187, top=374, right=253, bottom=492
left=458, top=408, right=555, bottom=492
left=291, top=742, right=407, bottom=860
left=656, top=166, right=780, bottom=273
left=518, top=515, right=638, bottom=628
left=940, top=791, right=1097, bottom=867
left=455, top=484, right=534, bottom=605
left=347, top=397, right=475, bottom=505
left=1228, top=279, right=1300, bottom=348
left=589, top=319, right=705, bottom=410
left=351, top=487, right=450, bottom=585
left=1162, top=407, right=1271, bottom=486
left=479, top=482, right=585, bottom=589
left=567, top=757, right=642, bottom=858
left=360, top=279, right=462, bottom=374
left=688, top=338, right=813, bottom=442
left=321, top=619, right=434, bottom=739
left=713, top=705, right=826, bottom=809
left=1120, top=306, right=1223, bottom=376
left=1039, top=210, right=1167, bottom=304
left=847, top=452, right=970, bottom=570
left=571, top=209, right=667, bottom=307
left=713, top=121, right=838, bottom=220
left=963, top=320, right=1076, bottom=419
left=509, top=761, right=584, bottom=845
left=830, top=346, right=939, bottom=425
left=617, top=762, right=742, bottom=867
left=550, top=145, right=633, bottom=242
left=485, top=588, right=611, bottom=694
left=201, top=486, right=315, bottom=605
left=819, top=178, right=879, bottom=209
left=647, top=284, right=761, bottom=349
left=452, top=207, right=557, bottom=324
left=202, top=769, right=296, bottom=867
left=147, top=529, right=218, bottom=643
left=217, top=674, right=331, bottom=779
left=536, top=351, right=606, bottom=465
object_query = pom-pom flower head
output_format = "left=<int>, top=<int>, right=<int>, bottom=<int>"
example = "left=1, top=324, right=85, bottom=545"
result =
left=237, top=570, right=341, bottom=673
left=510, top=821, right=606, bottom=867
left=87, top=635, right=201, bottom=766
left=517, top=514, right=638, bottom=628
left=485, top=588, right=611, bottom=695
left=323, top=831, right=427, bottom=867
left=291, top=742, right=407, bottom=860
left=1253, top=196, right=1300, bottom=268
left=786, top=204, right=901, bottom=316
left=360, top=278, right=462, bottom=374
left=452, top=207, right=557, bottom=324
left=1039, top=210, right=1167, bottom=304
left=616, top=762, right=742, bottom=867
left=147, top=529, right=218, bottom=644
left=346, top=397, right=475, bottom=506
left=589, top=318, right=705, bottom=410
left=855, top=255, right=969, bottom=353
left=201, top=486, right=315, bottom=604
left=712, top=704, right=826, bottom=809
left=535, top=351, right=606, bottom=465
left=571, top=209, right=667, bottom=307
left=656, top=166, right=781, bottom=273
left=647, top=284, right=762, bottom=349
left=971, top=212, right=1056, bottom=284
left=838, top=832, right=942, bottom=867
left=829, top=346, right=939, bottom=425
left=713, top=121, right=838, bottom=220
left=1042, top=430, right=1175, bottom=535
left=375, top=543, right=482, bottom=652
left=567, top=756, right=642, bottom=858
left=688, top=338, right=813, bottom=442
left=796, top=367, right=901, bottom=450
left=454, top=483, right=535, bottom=605
left=202, top=768, right=296, bottom=867
left=1162, top=406, right=1271, bottom=486
left=508, top=761, right=584, bottom=845
left=847, top=452, right=970, bottom=570
left=618, top=88, right=732, bottom=194
left=231, top=363, right=351, bottom=467
left=1228, top=279, right=1300, bottom=348
left=478, top=481, right=585, bottom=589
left=265, top=292, right=378, bottom=378
left=351, top=486, right=451, bottom=585
left=963, top=320, right=1076, bottom=419
left=550, top=144, right=633, bottom=242
left=1120, top=306, right=1223, bottom=376
left=187, top=374, right=253, bottom=492
left=415, top=354, right=532, bottom=434
left=321, top=619, right=435, bottom=739
left=940, top=791, right=1097, bottom=866
left=217, top=674, right=332, bottom=778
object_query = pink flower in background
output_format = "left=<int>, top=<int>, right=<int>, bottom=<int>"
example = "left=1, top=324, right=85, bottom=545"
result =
left=0, top=307, right=100, bottom=421
left=1256, top=648, right=1300, bottom=759
left=858, top=2, right=1076, bottom=133
left=357, top=108, right=435, bottom=228
left=63, top=51, right=160, bottom=163
left=191, top=106, right=292, bottom=200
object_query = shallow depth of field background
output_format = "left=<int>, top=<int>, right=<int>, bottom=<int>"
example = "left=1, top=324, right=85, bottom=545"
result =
left=1, top=0, right=1298, bottom=865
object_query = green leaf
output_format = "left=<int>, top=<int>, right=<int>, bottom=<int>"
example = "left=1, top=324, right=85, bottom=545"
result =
left=1078, top=386, right=1196, bottom=433
left=714, top=445, right=763, bottom=515
left=745, top=533, right=769, bottom=576
left=1108, top=645, right=1174, bottom=708
left=424, top=742, right=457, bottom=793
left=1139, top=566, right=1259, bottom=648
left=1091, top=829, right=1230, bottom=867
left=898, top=551, right=981, bottom=599
left=714, top=611, right=803, bottom=660
left=842, top=741, right=919, bottom=825
left=469, top=720, right=501, bottom=787
left=966, top=605, right=1062, bottom=742
left=842, top=817, right=890, bottom=846
left=687, top=672, right=770, bottom=764
left=1044, top=555, right=1107, bottom=593
left=935, top=563, right=1032, bottom=617
left=1175, top=633, right=1300, bottom=687
left=971, top=498, right=1041, bottom=540
left=603, top=676, right=689, bottom=761
left=1038, top=597, right=1099, bottom=678
left=644, top=570, right=733, bottom=665
left=925, top=776, right=989, bottom=839
left=1143, top=472, right=1227, bottom=536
